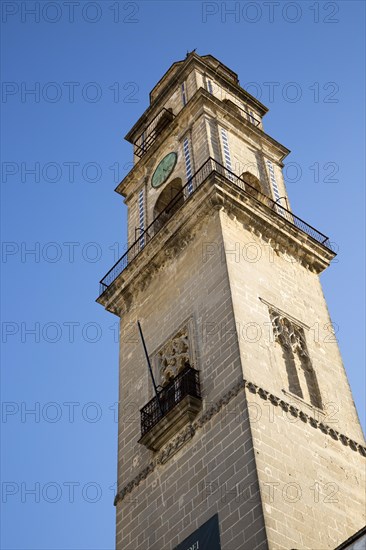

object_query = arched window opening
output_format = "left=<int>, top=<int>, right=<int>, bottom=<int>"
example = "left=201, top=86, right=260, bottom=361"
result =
left=241, top=171, right=263, bottom=194
left=153, top=178, right=184, bottom=234
left=269, top=309, right=323, bottom=410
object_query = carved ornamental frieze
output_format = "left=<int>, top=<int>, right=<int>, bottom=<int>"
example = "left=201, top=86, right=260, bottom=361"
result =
left=156, top=326, right=192, bottom=387
left=269, top=308, right=309, bottom=358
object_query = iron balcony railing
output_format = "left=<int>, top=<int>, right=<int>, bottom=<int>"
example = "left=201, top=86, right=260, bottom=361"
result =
left=140, top=365, right=201, bottom=437
left=223, top=98, right=261, bottom=127
left=238, top=104, right=261, bottom=126
left=134, top=108, right=175, bottom=158
left=133, top=91, right=260, bottom=160
left=99, top=157, right=333, bottom=297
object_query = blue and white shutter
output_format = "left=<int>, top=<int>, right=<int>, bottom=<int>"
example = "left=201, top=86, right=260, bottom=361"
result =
left=138, top=188, right=145, bottom=248
left=183, top=137, right=193, bottom=194
left=220, top=127, right=234, bottom=180
left=266, top=160, right=284, bottom=215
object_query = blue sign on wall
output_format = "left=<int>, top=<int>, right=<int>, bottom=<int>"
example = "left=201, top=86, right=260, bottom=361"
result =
left=174, top=514, right=221, bottom=550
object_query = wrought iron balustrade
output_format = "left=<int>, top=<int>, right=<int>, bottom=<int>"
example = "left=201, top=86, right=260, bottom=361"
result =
left=133, top=90, right=260, bottom=160
left=240, top=104, right=261, bottom=126
left=134, top=108, right=175, bottom=158
left=140, top=366, right=201, bottom=436
left=240, top=105, right=261, bottom=126
left=98, top=157, right=333, bottom=297
left=222, top=98, right=261, bottom=127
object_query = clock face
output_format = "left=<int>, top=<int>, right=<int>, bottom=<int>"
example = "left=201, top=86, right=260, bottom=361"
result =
left=151, top=152, right=177, bottom=188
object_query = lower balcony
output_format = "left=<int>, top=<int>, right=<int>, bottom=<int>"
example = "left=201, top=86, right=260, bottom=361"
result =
left=138, top=366, right=201, bottom=451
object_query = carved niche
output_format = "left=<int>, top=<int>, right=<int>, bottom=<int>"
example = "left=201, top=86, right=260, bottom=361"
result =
left=156, top=325, right=192, bottom=387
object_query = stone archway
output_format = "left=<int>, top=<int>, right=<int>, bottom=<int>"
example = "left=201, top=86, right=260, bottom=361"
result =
left=241, top=171, right=263, bottom=193
left=153, top=178, right=184, bottom=233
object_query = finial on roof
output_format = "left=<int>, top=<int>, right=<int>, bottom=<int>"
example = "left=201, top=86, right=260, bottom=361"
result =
left=186, top=49, right=197, bottom=58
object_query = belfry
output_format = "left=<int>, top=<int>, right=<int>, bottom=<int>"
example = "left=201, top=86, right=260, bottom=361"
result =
left=97, top=53, right=365, bottom=550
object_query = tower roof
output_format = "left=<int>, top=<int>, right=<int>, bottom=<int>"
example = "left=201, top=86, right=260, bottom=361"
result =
left=125, top=51, right=268, bottom=143
left=149, top=52, right=240, bottom=103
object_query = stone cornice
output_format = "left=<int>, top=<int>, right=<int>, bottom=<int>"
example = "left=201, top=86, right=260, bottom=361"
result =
left=216, top=176, right=335, bottom=272
left=98, top=177, right=335, bottom=314
left=98, top=175, right=222, bottom=313
left=113, top=378, right=366, bottom=506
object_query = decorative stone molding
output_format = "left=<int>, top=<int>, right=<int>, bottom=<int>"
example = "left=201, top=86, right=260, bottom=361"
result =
left=113, top=378, right=245, bottom=506
left=243, top=381, right=366, bottom=458
left=113, top=379, right=366, bottom=506
left=151, top=318, right=197, bottom=386
left=138, top=394, right=202, bottom=452
left=269, top=308, right=309, bottom=357
left=99, top=176, right=334, bottom=315
left=267, top=305, right=323, bottom=410
left=215, top=181, right=334, bottom=274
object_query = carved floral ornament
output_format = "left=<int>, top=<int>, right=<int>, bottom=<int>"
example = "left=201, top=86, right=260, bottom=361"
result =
left=269, top=308, right=309, bottom=358
left=156, top=326, right=191, bottom=386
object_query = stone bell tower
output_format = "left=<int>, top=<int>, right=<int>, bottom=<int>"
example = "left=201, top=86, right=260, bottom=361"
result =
left=97, top=52, right=365, bottom=550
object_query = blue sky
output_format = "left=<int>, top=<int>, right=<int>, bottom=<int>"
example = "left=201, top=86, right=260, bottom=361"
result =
left=1, top=1, right=365, bottom=549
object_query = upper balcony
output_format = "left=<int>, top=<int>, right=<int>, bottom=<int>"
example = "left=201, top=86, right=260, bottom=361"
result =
left=133, top=108, right=175, bottom=158
left=222, top=98, right=262, bottom=127
left=98, top=158, right=334, bottom=300
left=130, top=89, right=262, bottom=162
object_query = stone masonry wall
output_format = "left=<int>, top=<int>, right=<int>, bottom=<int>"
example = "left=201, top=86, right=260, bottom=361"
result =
left=219, top=209, right=366, bottom=548
left=247, top=388, right=366, bottom=549
left=117, top=390, right=269, bottom=550
left=115, top=187, right=365, bottom=550
left=220, top=209, right=364, bottom=442
left=116, top=210, right=268, bottom=549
